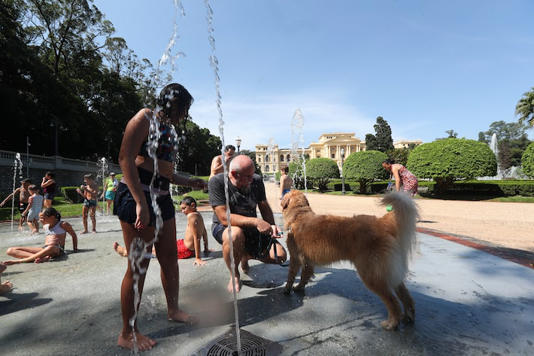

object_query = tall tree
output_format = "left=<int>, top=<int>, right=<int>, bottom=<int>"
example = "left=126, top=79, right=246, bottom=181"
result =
left=365, top=116, right=394, bottom=152
left=515, top=87, right=534, bottom=127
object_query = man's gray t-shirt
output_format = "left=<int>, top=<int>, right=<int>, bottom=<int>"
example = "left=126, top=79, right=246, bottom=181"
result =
left=208, top=173, right=266, bottom=225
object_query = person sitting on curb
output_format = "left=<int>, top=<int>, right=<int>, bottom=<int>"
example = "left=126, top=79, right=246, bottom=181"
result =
left=3, top=208, right=78, bottom=264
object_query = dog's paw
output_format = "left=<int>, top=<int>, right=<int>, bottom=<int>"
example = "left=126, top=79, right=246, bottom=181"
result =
left=293, top=285, right=306, bottom=294
left=401, top=311, right=415, bottom=324
left=380, top=320, right=399, bottom=331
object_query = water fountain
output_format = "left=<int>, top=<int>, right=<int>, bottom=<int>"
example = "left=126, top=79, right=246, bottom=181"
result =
left=204, top=0, right=242, bottom=352
left=290, top=109, right=307, bottom=192
left=10, top=153, right=24, bottom=232
left=96, top=157, right=109, bottom=215
left=482, top=133, right=526, bottom=180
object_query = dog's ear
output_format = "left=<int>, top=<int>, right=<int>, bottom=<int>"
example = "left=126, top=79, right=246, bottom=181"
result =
left=280, top=191, right=291, bottom=210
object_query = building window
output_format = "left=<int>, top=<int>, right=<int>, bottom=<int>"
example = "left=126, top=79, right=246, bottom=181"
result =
left=331, top=153, right=335, bottom=158
left=265, top=154, right=269, bottom=162
left=286, top=154, right=290, bottom=162
left=280, top=155, right=284, bottom=162
left=265, top=165, right=270, bottom=172
left=258, top=156, right=262, bottom=162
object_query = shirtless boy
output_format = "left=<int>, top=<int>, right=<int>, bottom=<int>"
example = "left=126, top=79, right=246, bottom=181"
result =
left=178, top=196, right=211, bottom=266
left=279, top=166, right=293, bottom=200
left=113, top=197, right=211, bottom=266
left=0, top=178, right=31, bottom=230
left=4, top=208, right=78, bottom=264
left=77, top=174, right=99, bottom=233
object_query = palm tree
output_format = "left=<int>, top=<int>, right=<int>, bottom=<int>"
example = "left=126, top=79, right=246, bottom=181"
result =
left=515, top=87, right=534, bottom=127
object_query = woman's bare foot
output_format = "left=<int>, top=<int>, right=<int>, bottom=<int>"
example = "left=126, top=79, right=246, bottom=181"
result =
left=227, top=276, right=241, bottom=293
left=0, top=281, right=13, bottom=295
left=35, top=256, right=51, bottom=263
left=168, top=309, right=197, bottom=325
left=113, top=242, right=128, bottom=257
left=117, top=331, right=156, bottom=351
left=81, top=230, right=88, bottom=234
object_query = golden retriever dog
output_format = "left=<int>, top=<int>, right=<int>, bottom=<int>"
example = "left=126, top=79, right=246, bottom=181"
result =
left=281, top=190, right=418, bottom=330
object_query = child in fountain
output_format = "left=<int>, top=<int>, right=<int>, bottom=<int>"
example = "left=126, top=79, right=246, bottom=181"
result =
left=4, top=208, right=78, bottom=264
left=76, top=174, right=99, bottom=233
left=114, top=83, right=206, bottom=351
left=21, top=185, right=44, bottom=234
left=112, top=197, right=211, bottom=265
left=0, top=178, right=31, bottom=230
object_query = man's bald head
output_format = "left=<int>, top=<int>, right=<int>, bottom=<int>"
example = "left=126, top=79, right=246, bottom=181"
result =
left=229, top=155, right=255, bottom=188
left=229, top=154, right=253, bottom=173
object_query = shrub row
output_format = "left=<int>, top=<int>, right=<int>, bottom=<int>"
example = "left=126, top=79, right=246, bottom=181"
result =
left=324, top=179, right=534, bottom=196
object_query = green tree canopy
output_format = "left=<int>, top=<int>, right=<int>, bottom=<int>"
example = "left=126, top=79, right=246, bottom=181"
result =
left=343, top=150, right=388, bottom=193
left=305, top=157, right=340, bottom=191
left=521, top=142, right=534, bottom=178
left=365, top=116, right=394, bottom=152
left=407, top=139, right=497, bottom=189
left=515, top=87, right=534, bottom=127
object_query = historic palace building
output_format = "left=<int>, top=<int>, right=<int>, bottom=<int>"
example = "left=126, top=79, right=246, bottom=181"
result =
left=255, top=133, right=420, bottom=175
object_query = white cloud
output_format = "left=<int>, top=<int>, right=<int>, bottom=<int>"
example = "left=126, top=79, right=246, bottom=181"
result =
left=190, top=93, right=376, bottom=150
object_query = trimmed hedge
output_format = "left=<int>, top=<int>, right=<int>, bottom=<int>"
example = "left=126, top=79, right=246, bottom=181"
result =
left=522, top=142, right=534, bottom=178
left=407, top=138, right=497, bottom=193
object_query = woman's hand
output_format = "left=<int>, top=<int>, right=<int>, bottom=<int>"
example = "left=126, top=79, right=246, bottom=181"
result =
left=135, top=202, right=150, bottom=231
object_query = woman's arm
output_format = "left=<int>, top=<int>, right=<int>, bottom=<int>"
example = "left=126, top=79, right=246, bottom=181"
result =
left=0, top=189, right=16, bottom=207
left=392, top=166, right=401, bottom=191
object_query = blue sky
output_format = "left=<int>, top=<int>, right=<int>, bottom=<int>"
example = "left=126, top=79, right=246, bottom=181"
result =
left=93, top=0, right=534, bottom=150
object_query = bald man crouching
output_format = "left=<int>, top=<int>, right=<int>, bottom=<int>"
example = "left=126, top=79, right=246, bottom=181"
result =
left=208, top=155, right=287, bottom=292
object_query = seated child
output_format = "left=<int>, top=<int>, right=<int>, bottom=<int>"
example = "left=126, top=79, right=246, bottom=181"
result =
left=4, top=208, right=78, bottom=264
left=178, top=197, right=211, bottom=266
left=113, top=197, right=211, bottom=266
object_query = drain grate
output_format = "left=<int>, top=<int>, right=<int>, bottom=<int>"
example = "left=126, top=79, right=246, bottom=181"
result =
left=195, top=328, right=282, bottom=356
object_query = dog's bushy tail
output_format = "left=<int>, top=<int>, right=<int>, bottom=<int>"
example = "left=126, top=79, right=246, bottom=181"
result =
left=382, top=192, right=419, bottom=287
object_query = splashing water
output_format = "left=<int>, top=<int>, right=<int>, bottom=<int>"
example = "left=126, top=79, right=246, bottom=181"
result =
left=11, top=153, right=24, bottom=232
left=290, top=109, right=307, bottom=192
left=205, top=0, right=242, bottom=352
left=96, top=157, right=109, bottom=216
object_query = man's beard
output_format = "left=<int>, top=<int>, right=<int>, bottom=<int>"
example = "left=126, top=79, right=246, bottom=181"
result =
left=237, top=184, right=251, bottom=194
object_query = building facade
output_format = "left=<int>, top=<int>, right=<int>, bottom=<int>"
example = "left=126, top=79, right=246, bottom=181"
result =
left=255, top=133, right=421, bottom=175
left=255, top=144, right=310, bottom=175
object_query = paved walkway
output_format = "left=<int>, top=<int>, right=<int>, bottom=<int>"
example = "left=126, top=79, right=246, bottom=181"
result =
left=1, top=194, right=533, bottom=355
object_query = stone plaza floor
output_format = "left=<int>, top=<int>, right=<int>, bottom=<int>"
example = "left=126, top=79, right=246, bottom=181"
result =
left=0, top=212, right=533, bottom=355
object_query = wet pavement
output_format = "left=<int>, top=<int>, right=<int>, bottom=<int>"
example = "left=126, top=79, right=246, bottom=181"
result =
left=0, top=212, right=533, bottom=355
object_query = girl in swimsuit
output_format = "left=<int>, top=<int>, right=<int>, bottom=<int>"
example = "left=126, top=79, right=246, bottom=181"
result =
left=114, top=83, right=206, bottom=351
left=3, top=208, right=78, bottom=265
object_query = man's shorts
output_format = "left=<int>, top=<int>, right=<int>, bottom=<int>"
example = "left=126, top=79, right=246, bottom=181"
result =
left=83, top=199, right=97, bottom=207
left=19, top=202, right=28, bottom=213
left=211, top=223, right=273, bottom=259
